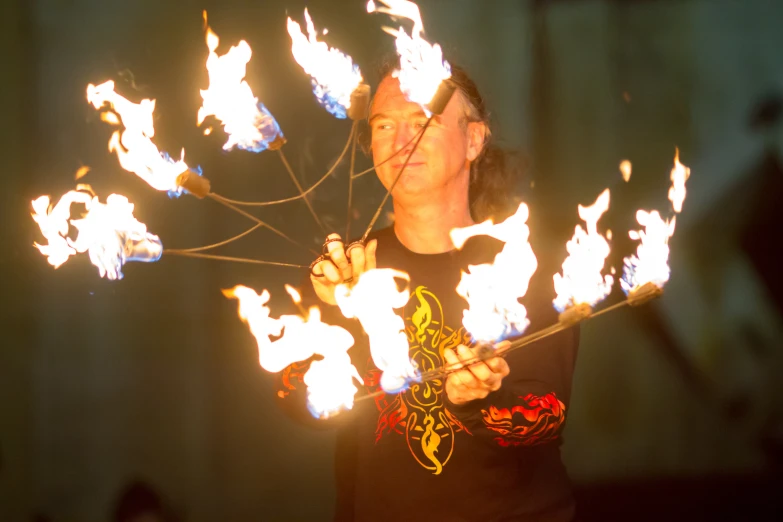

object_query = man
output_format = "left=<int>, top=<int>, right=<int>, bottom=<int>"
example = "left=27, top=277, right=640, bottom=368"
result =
left=277, top=62, right=579, bottom=522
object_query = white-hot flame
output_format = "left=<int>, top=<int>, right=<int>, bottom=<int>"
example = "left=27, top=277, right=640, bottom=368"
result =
left=32, top=185, right=162, bottom=280
left=621, top=151, right=691, bottom=294
left=335, top=269, right=419, bottom=393
left=367, top=0, right=451, bottom=112
left=621, top=211, right=676, bottom=294
left=86, top=80, right=196, bottom=197
left=450, top=203, right=538, bottom=343
left=198, top=12, right=283, bottom=152
left=223, top=285, right=362, bottom=418
left=553, top=189, right=614, bottom=312
left=287, top=9, right=363, bottom=119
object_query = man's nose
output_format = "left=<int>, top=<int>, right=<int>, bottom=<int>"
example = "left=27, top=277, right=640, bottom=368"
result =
left=394, top=122, right=415, bottom=149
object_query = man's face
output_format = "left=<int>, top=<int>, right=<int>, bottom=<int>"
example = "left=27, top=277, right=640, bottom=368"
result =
left=369, top=76, right=484, bottom=199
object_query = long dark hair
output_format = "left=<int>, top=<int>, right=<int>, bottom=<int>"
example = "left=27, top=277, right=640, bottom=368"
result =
left=363, top=55, right=525, bottom=222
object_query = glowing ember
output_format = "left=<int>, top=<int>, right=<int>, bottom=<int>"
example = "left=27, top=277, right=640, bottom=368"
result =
left=334, top=269, right=419, bottom=393
left=198, top=12, right=283, bottom=152
left=621, top=151, right=691, bottom=294
left=620, top=160, right=632, bottom=182
left=669, top=148, right=690, bottom=213
left=287, top=9, right=363, bottom=119
left=32, top=185, right=162, bottom=280
left=367, top=0, right=451, bottom=112
left=223, top=285, right=362, bottom=418
left=450, top=203, right=538, bottom=343
left=553, top=189, right=614, bottom=312
left=87, top=80, right=198, bottom=197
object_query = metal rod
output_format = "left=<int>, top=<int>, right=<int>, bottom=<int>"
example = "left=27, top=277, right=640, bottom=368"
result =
left=168, top=223, right=264, bottom=253
left=277, top=148, right=327, bottom=235
left=345, top=125, right=358, bottom=240
left=207, top=193, right=318, bottom=256
left=354, top=297, right=638, bottom=404
left=163, top=250, right=307, bottom=268
left=361, top=117, right=433, bottom=242
left=214, top=123, right=357, bottom=207
left=351, top=127, right=425, bottom=180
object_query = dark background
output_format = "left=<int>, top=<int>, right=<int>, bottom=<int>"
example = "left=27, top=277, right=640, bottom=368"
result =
left=1, top=0, right=782, bottom=520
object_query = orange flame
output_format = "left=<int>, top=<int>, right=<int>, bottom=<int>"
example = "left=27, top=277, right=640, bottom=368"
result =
left=621, top=151, right=691, bottom=293
left=86, top=80, right=193, bottom=195
left=287, top=9, right=363, bottom=118
left=224, top=285, right=362, bottom=418
left=620, top=160, right=632, bottom=182
left=334, top=269, right=419, bottom=392
left=669, top=148, right=690, bottom=213
left=450, top=203, right=538, bottom=343
left=367, top=0, right=451, bottom=112
left=553, top=189, right=614, bottom=312
left=198, top=12, right=283, bottom=152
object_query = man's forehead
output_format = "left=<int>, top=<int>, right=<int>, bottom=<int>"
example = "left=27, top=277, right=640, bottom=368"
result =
left=370, top=76, right=422, bottom=115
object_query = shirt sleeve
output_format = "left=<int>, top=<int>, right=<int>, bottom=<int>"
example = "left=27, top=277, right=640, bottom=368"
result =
left=442, top=322, right=580, bottom=448
left=273, top=279, right=367, bottom=430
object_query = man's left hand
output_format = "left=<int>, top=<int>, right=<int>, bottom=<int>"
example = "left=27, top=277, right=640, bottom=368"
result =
left=443, top=341, right=511, bottom=406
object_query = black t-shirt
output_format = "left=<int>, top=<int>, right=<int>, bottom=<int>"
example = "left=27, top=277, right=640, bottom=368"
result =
left=277, top=226, right=579, bottom=522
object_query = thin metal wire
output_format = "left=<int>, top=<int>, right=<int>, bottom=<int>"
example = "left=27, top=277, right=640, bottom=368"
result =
left=213, top=122, right=357, bottom=207
left=277, top=148, right=327, bottom=234
left=167, top=223, right=264, bottom=253
left=207, top=193, right=319, bottom=256
left=163, top=250, right=307, bottom=268
left=345, top=125, right=358, bottom=240
left=361, top=117, right=433, bottom=242
left=354, top=298, right=638, bottom=404
left=350, top=128, right=425, bottom=180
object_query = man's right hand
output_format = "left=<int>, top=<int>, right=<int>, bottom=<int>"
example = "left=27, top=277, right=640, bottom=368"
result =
left=310, top=233, right=378, bottom=305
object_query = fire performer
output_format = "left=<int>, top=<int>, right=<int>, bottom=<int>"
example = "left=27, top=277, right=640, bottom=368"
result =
left=277, top=59, right=580, bottom=522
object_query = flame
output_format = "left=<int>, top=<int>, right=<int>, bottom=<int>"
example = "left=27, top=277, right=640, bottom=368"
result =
left=669, top=149, right=690, bottom=213
left=86, top=80, right=198, bottom=197
left=621, top=151, right=691, bottom=294
left=32, top=185, right=162, bottom=280
left=224, top=285, right=362, bottom=418
left=335, top=269, right=419, bottom=393
left=553, top=189, right=614, bottom=312
left=287, top=9, right=363, bottom=119
left=198, top=12, right=283, bottom=152
left=284, top=284, right=302, bottom=304
left=367, top=0, right=451, bottom=112
left=450, top=203, right=538, bottom=343
left=620, top=160, right=632, bottom=182
left=621, top=211, right=676, bottom=294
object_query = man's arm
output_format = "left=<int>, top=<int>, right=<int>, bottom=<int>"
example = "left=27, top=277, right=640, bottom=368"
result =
left=442, top=325, right=579, bottom=447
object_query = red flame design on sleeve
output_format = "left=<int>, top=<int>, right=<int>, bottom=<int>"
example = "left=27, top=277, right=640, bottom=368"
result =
left=277, top=360, right=309, bottom=398
left=480, top=393, right=566, bottom=447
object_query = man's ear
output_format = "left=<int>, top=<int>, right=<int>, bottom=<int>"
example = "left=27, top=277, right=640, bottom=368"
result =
left=466, top=121, right=487, bottom=162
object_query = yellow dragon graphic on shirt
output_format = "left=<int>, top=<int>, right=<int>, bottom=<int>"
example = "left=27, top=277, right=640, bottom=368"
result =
left=365, top=285, right=473, bottom=475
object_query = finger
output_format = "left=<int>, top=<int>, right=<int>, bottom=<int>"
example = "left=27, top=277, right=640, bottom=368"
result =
left=349, top=244, right=367, bottom=280
left=485, top=357, right=510, bottom=378
left=320, top=260, right=343, bottom=285
left=443, top=349, right=480, bottom=389
left=457, top=345, right=493, bottom=385
left=494, top=340, right=511, bottom=355
left=324, top=234, right=351, bottom=276
left=365, top=239, right=378, bottom=271
left=442, top=347, right=464, bottom=373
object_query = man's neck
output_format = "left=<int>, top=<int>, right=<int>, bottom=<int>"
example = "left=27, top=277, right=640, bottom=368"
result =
left=392, top=188, right=474, bottom=254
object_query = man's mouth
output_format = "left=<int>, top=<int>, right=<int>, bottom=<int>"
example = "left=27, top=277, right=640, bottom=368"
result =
left=391, top=161, right=425, bottom=169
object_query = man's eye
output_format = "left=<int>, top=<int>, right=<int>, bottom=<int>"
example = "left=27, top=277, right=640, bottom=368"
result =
left=414, top=121, right=428, bottom=128
left=375, top=123, right=393, bottom=131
